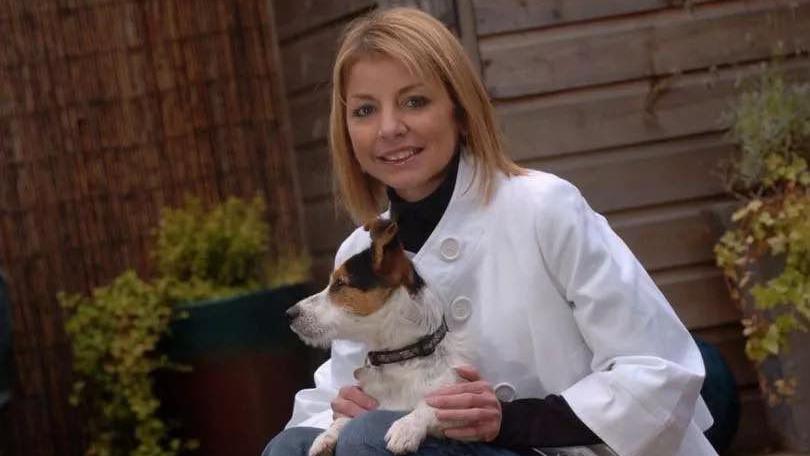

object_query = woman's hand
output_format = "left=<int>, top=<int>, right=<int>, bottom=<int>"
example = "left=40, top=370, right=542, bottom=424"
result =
left=425, top=365, right=502, bottom=442
left=332, top=385, right=379, bottom=419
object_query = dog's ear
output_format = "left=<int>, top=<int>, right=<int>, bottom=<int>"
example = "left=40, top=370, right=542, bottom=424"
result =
left=364, top=218, right=413, bottom=286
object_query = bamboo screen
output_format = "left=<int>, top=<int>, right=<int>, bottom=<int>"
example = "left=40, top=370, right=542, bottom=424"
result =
left=0, top=1, right=304, bottom=454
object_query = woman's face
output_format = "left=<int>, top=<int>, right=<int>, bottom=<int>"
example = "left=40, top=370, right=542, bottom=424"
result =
left=344, top=55, right=460, bottom=202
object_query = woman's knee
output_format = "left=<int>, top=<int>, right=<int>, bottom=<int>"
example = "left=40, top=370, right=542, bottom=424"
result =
left=262, top=426, right=322, bottom=456
left=336, top=410, right=406, bottom=455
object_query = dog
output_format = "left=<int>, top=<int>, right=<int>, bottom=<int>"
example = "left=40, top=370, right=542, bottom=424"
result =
left=287, top=217, right=470, bottom=455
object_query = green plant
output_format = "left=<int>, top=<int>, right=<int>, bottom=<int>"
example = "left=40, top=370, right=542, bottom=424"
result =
left=61, top=196, right=310, bottom=455
left=59, top=271, right=194, bottom=456
left=714, top=71, right=810, bottom=404
left=153, top=196, right=310, bottom=302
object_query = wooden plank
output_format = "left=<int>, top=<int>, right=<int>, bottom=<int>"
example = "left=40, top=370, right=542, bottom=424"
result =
left=275, top=0, right=375, bottom=41
left=303, top=198, right=357, bottom=254
left=531, top=134, right=733, bottom=214
left=481, top=0, right=810, bottom=98
left=288, top=86, right=330, bottom=147
left=296, top=143, right=332, bottom=202
left=473, top=0, right=713, bottom=36
left=281, top=22, right=344, bottom=94
left=610, top=199, right=734, bottom=272
left=653, top=264, right=740, bottom=330
left=498, top=56, right=810, bottom=161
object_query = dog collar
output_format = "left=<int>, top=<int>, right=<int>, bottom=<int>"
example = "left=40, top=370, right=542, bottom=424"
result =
left=366, top=318, right=448, bottom=366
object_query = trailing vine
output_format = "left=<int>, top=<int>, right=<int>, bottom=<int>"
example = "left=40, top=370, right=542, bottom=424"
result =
left=714, top=71, right=810, bottom=404
left=60, top=196, right=310, bottom=456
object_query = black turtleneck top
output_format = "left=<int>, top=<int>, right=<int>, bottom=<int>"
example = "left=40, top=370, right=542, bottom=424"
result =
left=386, top=153, right=602, bottom=451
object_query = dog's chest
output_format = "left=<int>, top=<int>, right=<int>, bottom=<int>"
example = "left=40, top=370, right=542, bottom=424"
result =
left=355, top=363, right=449, bottom=410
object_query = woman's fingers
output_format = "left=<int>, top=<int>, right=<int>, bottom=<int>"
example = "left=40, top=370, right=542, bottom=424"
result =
left=331, top=397, right=366, bottom=418
left=341, top=385, right=379, bottom=409
left=434, top=407, right=500, bottom=423
left=425, top=390, right=498, bottom=409
left=453, top=365, right=481, bottom=382
left=426, top=380, right=488, bottom=398
left=332, top=386, right=378, bottom=418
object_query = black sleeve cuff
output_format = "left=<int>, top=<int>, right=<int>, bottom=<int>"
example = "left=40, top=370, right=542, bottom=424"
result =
left=494, top=395, right=603, bottom=449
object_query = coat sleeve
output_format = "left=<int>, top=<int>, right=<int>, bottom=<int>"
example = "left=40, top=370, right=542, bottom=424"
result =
left=533, top=178, right=712, bottom=456
left=284, top=230, right=369, bottom=429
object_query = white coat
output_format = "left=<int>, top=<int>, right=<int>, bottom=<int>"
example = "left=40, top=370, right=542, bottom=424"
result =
left=286, top=153, right=718, bottom=456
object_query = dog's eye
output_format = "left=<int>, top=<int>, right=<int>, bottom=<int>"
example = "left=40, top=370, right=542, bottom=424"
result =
left=331, top=277, right=347, bottom=290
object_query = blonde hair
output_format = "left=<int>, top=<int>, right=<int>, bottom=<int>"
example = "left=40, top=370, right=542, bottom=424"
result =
left=330, top=7, right=523, bottom=223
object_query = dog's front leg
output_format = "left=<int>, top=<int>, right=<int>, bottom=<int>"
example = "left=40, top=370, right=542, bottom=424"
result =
left=385, top=402, right=437, bottom=454
left=309, top=416, right=350, bottom=456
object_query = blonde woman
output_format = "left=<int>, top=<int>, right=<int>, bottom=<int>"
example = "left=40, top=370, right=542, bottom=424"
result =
left=265, top=7, right=717, bottom=456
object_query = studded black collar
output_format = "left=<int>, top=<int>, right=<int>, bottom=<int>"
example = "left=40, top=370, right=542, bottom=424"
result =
left=366, top=318, right=449, bottom=366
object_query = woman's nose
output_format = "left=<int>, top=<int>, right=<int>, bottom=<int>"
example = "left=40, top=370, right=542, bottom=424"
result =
left=378, top=109, right=407, bottom=139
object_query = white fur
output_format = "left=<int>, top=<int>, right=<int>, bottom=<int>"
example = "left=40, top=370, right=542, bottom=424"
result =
left=289, top=283, right=470, bottom=455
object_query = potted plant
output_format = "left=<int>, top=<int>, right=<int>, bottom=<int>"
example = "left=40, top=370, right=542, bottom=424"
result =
left=714, top=70, right=810, bottom=452
left=61, top=196, right=314, bottom=456
left=59, top=271, right=196, bottom=456
left=153, top=196, right=314, bottom=456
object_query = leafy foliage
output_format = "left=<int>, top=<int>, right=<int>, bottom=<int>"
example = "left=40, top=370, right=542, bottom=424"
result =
left=61, top=196, right=310, bottom=455
left=715, top=72, right=810, bottom=404
left=725, top=73, right=810, bottom=189
left=59, top=272, right=194, bottom=456
left=154, top=196, right=311, bottom=302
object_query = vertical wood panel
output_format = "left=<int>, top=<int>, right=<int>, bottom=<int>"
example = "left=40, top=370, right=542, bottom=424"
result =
left=1, top=1, right=303, bottom=454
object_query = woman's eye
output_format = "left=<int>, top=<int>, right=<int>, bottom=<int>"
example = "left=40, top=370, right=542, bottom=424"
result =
left=404, top=96, right=428, bottom=109
left=351, top=105, right=375, bottom=118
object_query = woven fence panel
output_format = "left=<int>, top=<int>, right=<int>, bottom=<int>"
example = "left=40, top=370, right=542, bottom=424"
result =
left=0, top=1, right=303, bottom=454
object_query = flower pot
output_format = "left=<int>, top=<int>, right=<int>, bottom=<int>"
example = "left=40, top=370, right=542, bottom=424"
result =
left=756, top=330, right=810, bottom=452
left=157, top=283, right=319, bottom=456
left=740, top=255, right=810, bottom=452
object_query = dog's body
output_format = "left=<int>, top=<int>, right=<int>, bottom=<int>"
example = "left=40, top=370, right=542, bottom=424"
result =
left=287, top=219, right=470, bottom=455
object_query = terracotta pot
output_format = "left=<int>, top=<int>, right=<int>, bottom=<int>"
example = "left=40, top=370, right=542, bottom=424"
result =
left=157, top=283, right=321, bottom=456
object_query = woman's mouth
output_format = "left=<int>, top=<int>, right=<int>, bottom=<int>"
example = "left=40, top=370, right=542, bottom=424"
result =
left=378, top=147, right=423, bottom=165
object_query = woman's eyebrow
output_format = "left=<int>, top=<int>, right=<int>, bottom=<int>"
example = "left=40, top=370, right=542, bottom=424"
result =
left=397, top=83, right=425, bottom=95
left=347, top=83, right=427, bottom=101
left=348, top=93, right=376, bottom=101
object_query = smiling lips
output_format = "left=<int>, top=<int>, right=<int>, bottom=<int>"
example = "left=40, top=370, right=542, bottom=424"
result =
left=378, top=147, right=423, bottom=164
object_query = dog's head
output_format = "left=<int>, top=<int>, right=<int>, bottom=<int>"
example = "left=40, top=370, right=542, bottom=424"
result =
left=287, top=218, right=425, bottom=348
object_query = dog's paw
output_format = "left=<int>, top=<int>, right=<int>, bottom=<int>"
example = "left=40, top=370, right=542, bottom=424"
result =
left=308, top=431, right=337, bottom=456
left=385, top=416, right=426, bottom=454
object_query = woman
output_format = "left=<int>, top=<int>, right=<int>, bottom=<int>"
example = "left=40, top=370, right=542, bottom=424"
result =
left=265, top=7, right=716, bottom=456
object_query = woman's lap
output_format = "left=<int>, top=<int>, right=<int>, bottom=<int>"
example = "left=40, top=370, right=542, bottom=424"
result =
left=263, top=410, right=524, bottom=456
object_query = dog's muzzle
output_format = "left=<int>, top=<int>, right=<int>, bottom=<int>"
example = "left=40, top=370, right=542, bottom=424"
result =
left=286, top=304, right=301, bottom=323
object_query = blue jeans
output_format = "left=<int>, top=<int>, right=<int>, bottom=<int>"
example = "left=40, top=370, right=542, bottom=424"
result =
left=263, top=410, right=524, bottom=456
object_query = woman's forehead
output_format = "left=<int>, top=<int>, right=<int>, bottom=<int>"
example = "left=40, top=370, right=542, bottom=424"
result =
left=344, top=55, right=442, bottom=95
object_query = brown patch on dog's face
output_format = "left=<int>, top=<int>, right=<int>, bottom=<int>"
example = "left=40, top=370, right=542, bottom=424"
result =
left=325, top=219, right=423, bottom=316
left=330, top=279, right=393, bottom=316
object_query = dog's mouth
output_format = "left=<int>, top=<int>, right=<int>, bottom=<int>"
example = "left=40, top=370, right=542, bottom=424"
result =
left=289, top=317, right=336, bottom=349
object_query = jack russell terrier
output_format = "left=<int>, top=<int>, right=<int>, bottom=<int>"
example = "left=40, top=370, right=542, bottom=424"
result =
left=287, top=217, right=471, bottom=455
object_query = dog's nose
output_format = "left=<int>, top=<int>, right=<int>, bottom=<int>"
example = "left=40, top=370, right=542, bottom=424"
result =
left=286, top=305, right=301, bottom=322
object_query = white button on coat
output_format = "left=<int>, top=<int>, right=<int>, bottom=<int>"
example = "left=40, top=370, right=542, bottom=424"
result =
left=439, top=237, right=460, bottom=261
left=450, top=296, right=471, bottom=322
left=494, top=382, right=517, bottom=402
